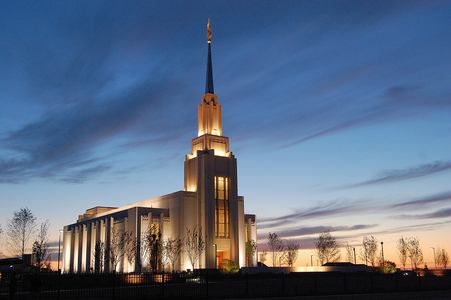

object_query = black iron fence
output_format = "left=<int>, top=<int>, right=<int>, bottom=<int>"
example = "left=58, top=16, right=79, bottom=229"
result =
left=1, top=271, right=451, bottom=300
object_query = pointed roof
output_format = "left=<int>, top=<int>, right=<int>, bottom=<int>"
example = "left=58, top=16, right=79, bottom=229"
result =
left=205, top=19, right=214, bottom=94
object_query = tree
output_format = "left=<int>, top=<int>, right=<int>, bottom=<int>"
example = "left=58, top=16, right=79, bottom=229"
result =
left=378, top=260, right=396, bottom=274
left=283, top=238, right=300, bottom=267
left=108, top=227, right=128, bottom=272
left=219, top=260, right=239, bottom=274
left=315, top=231, right=341, bottom=265
left=124, top=233, right=138, bottom=271
left=245, top=239, right=257, bottom=267
left=185, top=225, right=205, bottom=271
left=436, top=248, right=449, bottom=269
left=396, top=237, right=409, bottom=270
left=163, top=236, right=184, bottom=272
left=142, top=224, right=162, bottom=272
left=360, top=236, right=378, bottom=267
left=407, top=237, right=423, bottom=270
left=268, top=232, right=284, bottom=267
left=32, top=220, right=51, bottom=269
left=6, top=207, right=37, bottom=257
left=345, top=244, right=355, bottom=263
left=93, top=241, right=106, bottom=273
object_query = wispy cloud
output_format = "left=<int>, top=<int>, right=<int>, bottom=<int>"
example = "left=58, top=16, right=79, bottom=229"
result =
left=391, top=191, right=451, bottom=208
left=257, top=224, right=378, bottom=250
left=1, top=1, right=451, bottom=185
left=336, top=161, right=451, bottom=189
left=258, top=199, right=375, bottom=229
left=394, top=208, right=451, bottom=220
left=0, top=78, right=186, bottom=183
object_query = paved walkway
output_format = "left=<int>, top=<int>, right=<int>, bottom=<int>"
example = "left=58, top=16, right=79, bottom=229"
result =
left=225, top=290, right=451, bottom=300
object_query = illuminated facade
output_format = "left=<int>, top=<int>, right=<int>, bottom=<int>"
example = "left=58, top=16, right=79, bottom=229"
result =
left=61, top=22, right=257, bottom=273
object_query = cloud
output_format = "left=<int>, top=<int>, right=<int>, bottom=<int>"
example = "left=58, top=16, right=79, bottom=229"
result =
left=391, top=191, right=451, bottom=208
left=261, top=224, right=378, bottom=239
left=394, top=208, right=451, bottom=220
left=1, top=1, right=451, bottom=184
left=337, top=161, right=451, bottom=189
left=258, top=199, right=374, bottom=229
left=257, top=224, right=378, bottom=250
left=368, top=220, right=451, bottom=237
left=0, top=77, right=186, bottom=183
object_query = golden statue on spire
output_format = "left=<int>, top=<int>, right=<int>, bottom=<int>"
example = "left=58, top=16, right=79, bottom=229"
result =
left=207, top=18, right=212, bottom=43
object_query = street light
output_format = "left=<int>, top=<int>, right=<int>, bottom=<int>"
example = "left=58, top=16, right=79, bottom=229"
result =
left=352, top=247, right=356, bottom=265
left=58, top=229, right=63, bottom=272
left=381, top=242, right=384, bottom=269
left=213, top=244, right=217, bottom=269
left=430, top=247, right=436, bottom=269
left=310, top=255, right=314, bottom=267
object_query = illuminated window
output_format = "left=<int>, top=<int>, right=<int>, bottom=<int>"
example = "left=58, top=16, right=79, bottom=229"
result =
left=245, top=226, right=249, bottom=242
left=215, top=176, right=229, bottom=238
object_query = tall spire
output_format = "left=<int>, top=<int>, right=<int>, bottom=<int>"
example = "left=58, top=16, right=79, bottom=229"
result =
left=205, top=18, right=214, bottom=94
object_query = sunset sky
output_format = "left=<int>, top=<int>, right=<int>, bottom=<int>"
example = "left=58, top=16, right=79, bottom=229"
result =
left=1, top=1, right=450, bottom=268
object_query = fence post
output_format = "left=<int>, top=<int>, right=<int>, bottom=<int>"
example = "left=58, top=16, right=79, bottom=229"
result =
left=395, top=272, right=399, bottom=292
left=343, top=273, right=346, bottom=294
left=245, top=273, right=249, bottom=296
left=57, top=270, right=61, bottom=300
left=112, top=270, right=116, bottom=300
left=417, top=273, right=421, bottom=291
left=205, top=272, right=209, bottom=298
left=314, top=274, right=317, bottom=295
left=281, top=272, right=284, bottom=296
left=162, top=271, right=165, bottom=298
left=370, top=273, right=374, bottom=294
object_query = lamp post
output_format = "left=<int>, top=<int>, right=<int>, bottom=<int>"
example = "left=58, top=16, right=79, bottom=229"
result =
left=353, top=247, right=356, bottom=265
left=381, top=242, right=384, bottom=269
left=430, top=247, right=436, bottom=269
left=311, top=255, right=314, bottom=267
left=213, top=244, right=217, bottom=269
left=58, top=229, right=63, bottom=272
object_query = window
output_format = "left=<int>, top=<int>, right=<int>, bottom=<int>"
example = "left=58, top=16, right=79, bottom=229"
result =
left=215, top=176, right=229, bottom=237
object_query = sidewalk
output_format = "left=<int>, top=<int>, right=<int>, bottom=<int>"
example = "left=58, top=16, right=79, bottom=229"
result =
left=225, top=290, right=451, bottom=300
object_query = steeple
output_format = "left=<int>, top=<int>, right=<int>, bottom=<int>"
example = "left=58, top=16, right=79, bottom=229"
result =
left=205, top=18, right=214, bottom=94
left=197, top=19, right=222, bottom=138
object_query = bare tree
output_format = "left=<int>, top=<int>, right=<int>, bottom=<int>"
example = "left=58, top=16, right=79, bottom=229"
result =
left=268, top=232, right=284, bottom=267
left=283, top=238, right=300, bottom=267
left=185, top=225, right=205, bottom=271
left=163, top=236, right=184, bottom=272
left=407, top=237, right=423, bottom=270
left=6, top=207, right=37, bottom=257
left=315, top=231, right=341, bottom=265
left=259, top=250, right=267, bottom=266
left=360, top=236, right=378, bottom=267
left=124, top=233, right=138, bottom=271
left=345, top=244, right=354, bottom=263
left=396, top=237, right=409, bottom=270
left=436, top=248, right=449, bottom=269
left=93, top=241, right=106, bottom=273
left=108, top=227, right=129, bottom=272
left=245, top=239, right=257, bottom=267
left=142, top=224, right=162, bottom=272
left=32, top=220, right=51, bottom=269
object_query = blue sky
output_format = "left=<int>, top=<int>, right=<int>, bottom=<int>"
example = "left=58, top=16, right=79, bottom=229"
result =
left=1, top=1, right=450, bottom=267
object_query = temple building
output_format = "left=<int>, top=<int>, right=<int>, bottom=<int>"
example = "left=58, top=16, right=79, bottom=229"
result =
left=61, top=22, right=257, bottom=273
